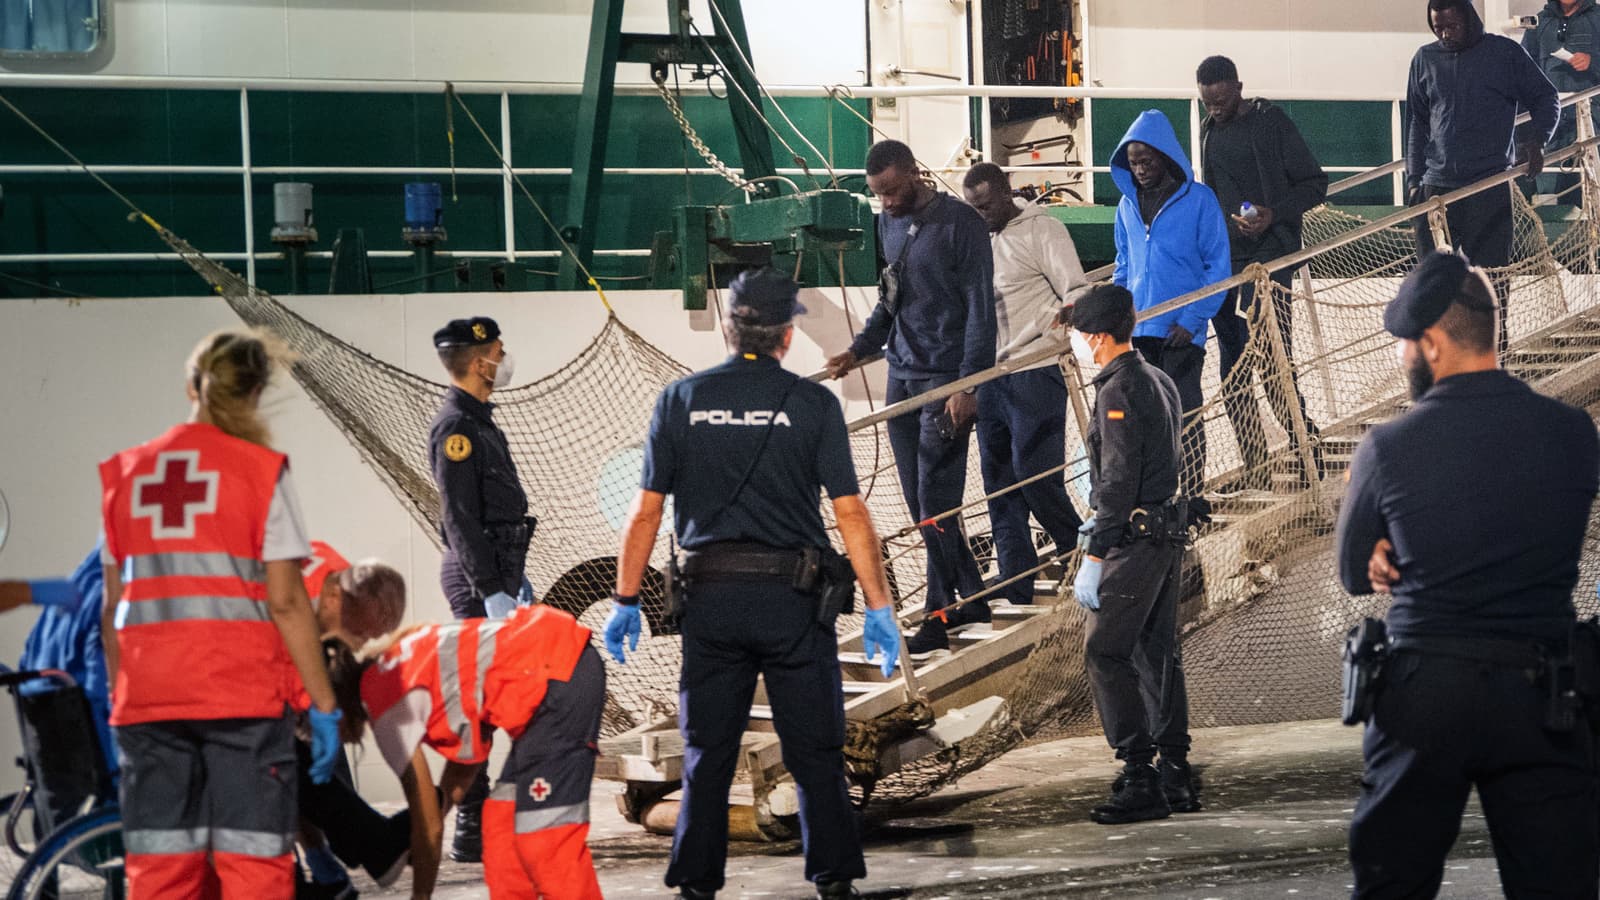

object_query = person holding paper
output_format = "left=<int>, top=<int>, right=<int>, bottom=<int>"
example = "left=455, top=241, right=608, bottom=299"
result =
left=1522, top=0, right=1600, bottom=202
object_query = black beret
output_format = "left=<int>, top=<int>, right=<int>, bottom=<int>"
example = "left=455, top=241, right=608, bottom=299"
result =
left=1070, top=283, right=1135, bottom=335
left=433, top=317, right=500, bottom=349
left=1384, top=251, right=1497, bottom=340
left=728, top=267, right=807, bottom=326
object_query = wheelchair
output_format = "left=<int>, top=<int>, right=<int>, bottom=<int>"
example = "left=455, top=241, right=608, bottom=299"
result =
left=0, top=665, right=122, bottom=900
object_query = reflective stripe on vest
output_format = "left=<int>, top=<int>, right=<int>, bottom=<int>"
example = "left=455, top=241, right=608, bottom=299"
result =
left=115, top=595, right=271, bottom=629
left=124, top=551, right=266, bottom=585
left=515, top=801, right=590, bottom=834
left=435, top=620, right=506, bottom=761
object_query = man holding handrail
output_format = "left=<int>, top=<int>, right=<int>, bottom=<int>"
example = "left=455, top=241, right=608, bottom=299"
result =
left=827, top=140, right=996, bottom=660
left=1407, top=0, right=1559, bottom=354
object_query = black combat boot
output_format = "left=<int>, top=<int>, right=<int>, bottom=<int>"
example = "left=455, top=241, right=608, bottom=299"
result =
left=449, top=768, right=491, bottom=862
left=1158, top=756, right=1202, bottom=813
left=816, top=880, right=860, bottom=899
left=678, top=887, right=716, bottom=899
left=1090, top=762, right=1171, bottom=825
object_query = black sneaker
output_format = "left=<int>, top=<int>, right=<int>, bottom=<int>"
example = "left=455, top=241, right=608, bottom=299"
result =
left=1158, top=757, right=1202, bottom=813
left=904, top=617, right=950, bottom=660
left=1090, top=762, right=1171, bottom=825
left=679, top=887, right=716, bottom=900
left=942, top=599, right=991, bottom=631
left=817, top=880, right=861, bottom=899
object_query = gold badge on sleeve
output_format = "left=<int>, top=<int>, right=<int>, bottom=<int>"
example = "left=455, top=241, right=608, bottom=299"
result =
left=444, top=433, right=473, bottom=462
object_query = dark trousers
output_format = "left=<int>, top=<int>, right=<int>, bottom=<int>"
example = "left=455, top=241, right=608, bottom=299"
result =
left=118, top=711, right=298, bottom=899
left=1083, top=538, right=1190, bottom=764
left=295, top=738, right=409, bottom=876
left=1350, top=650, right=1598, bottom=898
left=1129, top=339, right=1207, bottom=494
left=667, top=583, right=865, bottom=891
left=886, top=373, right=984, bottom=611
left=975, top=367, right=1084, bottom=604
left=1212, top=263, right=1319, bottom=476
left=1414, top=183, right=1512, bottom=355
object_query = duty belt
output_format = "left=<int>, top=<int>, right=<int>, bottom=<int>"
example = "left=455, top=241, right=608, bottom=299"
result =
left=679, top=542, right=812, bottom=585
left=1388, top=634, right=1558, bottom=670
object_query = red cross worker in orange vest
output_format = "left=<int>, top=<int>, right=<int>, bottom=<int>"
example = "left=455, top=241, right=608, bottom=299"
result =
left=325, top=603, right=605, bottom=899
left=98, top=329, right=343, bottom=899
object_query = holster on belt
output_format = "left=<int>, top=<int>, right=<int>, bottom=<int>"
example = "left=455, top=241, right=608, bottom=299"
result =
left=1126, top=499, right=1190, bottom=546
left=1341, top=617, right=1387, bottom=726
left=674, top=542, right=856, bottom=626
left=485, top=515, right=538, bottom=596
left=1569, top=616, right=1600, bottom=734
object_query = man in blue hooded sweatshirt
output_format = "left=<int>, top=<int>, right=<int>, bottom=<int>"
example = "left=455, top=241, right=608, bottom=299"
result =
left=1110, top=110, right=1231, bottom=495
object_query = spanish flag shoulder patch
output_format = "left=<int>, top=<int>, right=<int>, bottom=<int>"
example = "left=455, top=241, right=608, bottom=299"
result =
left=1107, top=409, right=1126, bottom=421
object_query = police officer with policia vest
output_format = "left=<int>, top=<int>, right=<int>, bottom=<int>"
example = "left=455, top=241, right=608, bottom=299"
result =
left=1070, top=284, right=1200, bottom=824
left=428, top=316, right=537, bottom=862
left=605, top=267, right=901, bottom=899
left=1336, top=251, right=1599, bottom=897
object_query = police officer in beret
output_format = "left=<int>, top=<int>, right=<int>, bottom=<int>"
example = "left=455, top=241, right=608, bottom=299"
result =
left=428, top=315, right=535, bottom=862
left=1070, top=283, right=1199, bottom=825
left=606, top=268, right=900, bottom=900
left=1337, top=251, right=1599, bottom=897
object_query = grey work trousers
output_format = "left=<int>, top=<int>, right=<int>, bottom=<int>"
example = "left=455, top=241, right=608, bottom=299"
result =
left=1084, top=537, right=1191, bottom=764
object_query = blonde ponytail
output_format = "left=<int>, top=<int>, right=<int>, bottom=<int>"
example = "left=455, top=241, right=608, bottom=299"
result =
left=185, top=328, right=292, bottom=447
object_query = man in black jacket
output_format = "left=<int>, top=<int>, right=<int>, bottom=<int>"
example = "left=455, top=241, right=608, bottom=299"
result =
left=1197, top=55, right=1328, bottom=492
left=1522, top=0, right=1600, bottom=202
left=1408, top=0, right=1559, bottom=353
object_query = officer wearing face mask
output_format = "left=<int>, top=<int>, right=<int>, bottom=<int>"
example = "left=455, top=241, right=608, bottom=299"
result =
left=428, top=315, right=536, bottom=863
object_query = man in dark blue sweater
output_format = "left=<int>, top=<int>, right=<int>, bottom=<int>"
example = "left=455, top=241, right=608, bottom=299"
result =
left=1408, top=0, right=1558, bottom=353
left=827, top=140, right=997, bottom=658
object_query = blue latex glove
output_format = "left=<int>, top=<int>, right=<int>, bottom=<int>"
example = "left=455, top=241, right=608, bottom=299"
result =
left=307, top=707, right=343, bottom=785
left=1076, top=514, right=1096, bottom=552
left=28, top=578, right=79, bottom=609
left=862, top=605, right=901, bottom=678
left=484, top=591, right=516, bottom=619
left=1074, top=557, right=1103, bottom=612
left=604, top=600, right=641, bottom=664
left=518, top=577, right=535, bottom=607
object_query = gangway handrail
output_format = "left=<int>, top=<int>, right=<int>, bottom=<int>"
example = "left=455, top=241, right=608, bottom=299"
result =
left=839, top=133, right=1600, bottom=434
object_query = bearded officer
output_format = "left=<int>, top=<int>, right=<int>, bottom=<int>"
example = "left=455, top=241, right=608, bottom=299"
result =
left=1337, top=250, right=1599, bottom=897
left=606, top=267, right=900, bottom=899
left=428, top=315, right=535, bottom=863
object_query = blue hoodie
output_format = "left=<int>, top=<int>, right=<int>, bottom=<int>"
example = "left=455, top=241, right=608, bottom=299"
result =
left=21, top=543, right=117, bottom=778
left=1111, top=110, right=1230, bottom=347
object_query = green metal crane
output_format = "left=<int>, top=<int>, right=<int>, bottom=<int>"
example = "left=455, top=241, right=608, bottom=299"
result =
left=559, top=0, right=873, bottom=307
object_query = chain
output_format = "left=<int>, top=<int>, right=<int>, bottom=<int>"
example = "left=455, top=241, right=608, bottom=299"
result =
left=653, top=71, right=756, bottom=196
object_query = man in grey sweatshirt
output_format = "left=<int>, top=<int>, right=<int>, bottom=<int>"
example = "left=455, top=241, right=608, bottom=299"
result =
left=962, top=162, right=1087, bottom=607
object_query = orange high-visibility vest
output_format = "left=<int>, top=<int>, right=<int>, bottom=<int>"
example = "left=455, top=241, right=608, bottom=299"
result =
left=101, top=422, right=300, bottom=725
left=362, top=606, right=592, bottom=765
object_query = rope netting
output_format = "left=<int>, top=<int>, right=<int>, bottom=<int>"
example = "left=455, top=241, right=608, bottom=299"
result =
left=138, top=138, right=1600, bottom=807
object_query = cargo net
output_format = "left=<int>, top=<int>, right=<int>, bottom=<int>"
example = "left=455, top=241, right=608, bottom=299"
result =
left=148, top=158, right=1600, bottom=808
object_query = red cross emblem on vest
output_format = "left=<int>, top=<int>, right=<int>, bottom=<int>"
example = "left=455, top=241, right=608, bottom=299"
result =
left=131, top=450, right=220, bottom=540
left=529, top=778, right=552, bottom=802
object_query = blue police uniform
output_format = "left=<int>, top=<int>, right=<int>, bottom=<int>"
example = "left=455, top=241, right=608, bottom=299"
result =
left=428, top=320, right=532, bottom=620
left=1336, top=252, right=1600, bottom=897
left=643, top=349, right=867, bottom=895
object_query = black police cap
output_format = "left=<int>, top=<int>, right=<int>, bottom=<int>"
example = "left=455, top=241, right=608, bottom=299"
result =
left=433, top=317, right=501, bottom=349
left=1383, top=251, right=1497, bottom=340
left=727, top=267, right=807, bottom=327
left=1070, top=283, right=1136, bottom=335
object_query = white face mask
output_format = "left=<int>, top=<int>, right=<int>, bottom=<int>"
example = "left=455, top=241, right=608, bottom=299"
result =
left=484, top=351, right=515, bottom=389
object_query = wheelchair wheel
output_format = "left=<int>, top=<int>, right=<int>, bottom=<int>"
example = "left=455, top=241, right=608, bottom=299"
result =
left=4, top=808, right=122, bottom=900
